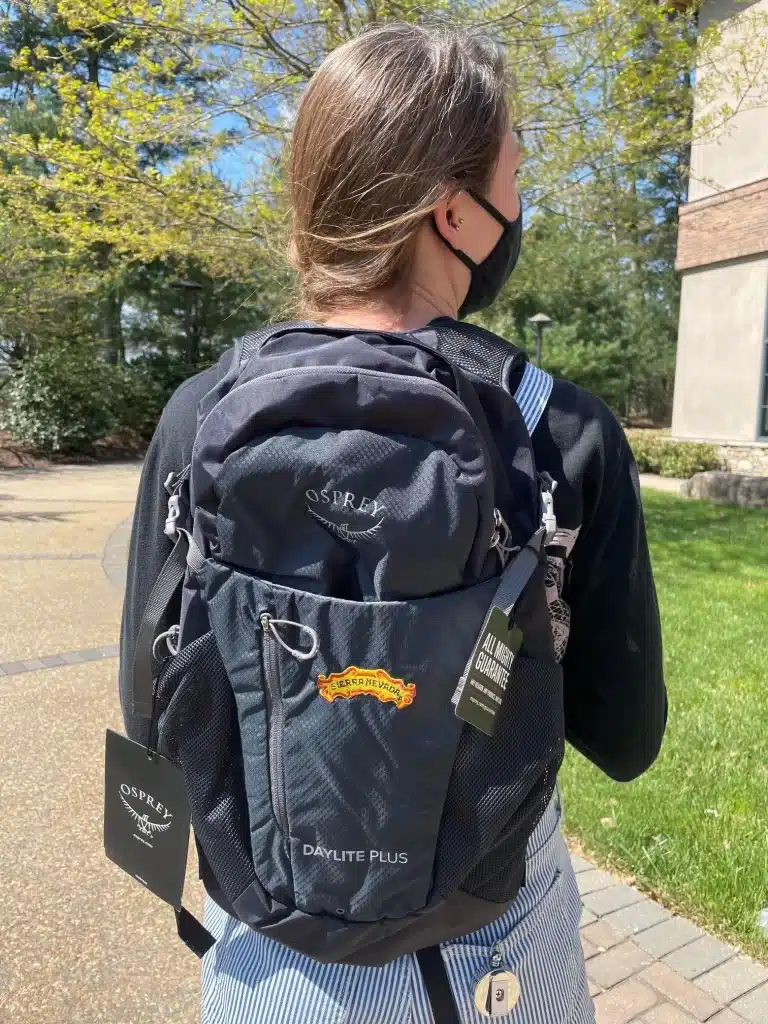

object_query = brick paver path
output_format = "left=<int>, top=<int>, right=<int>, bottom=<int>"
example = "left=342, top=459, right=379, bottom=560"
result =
left=574, top=855, right=768, bottom=1022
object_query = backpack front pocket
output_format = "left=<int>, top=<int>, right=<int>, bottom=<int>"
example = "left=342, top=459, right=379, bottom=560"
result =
left=202, top=559, right=498, bottom=921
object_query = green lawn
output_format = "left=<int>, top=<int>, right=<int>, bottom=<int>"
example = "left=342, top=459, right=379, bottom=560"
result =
left=560, top=490, right=768, bottom=960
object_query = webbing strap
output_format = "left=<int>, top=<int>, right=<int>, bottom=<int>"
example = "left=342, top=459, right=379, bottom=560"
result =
left=495, top=528, right=545, bottom=615
left=416, top=946, right=461, bottom=1024
left=452, top=528, right=545, bottom=708
left=132, top=532, right=189, bottom=716
left=513, top=361, right=553, bottom=436
left=175, top=905, right=216, bottom=958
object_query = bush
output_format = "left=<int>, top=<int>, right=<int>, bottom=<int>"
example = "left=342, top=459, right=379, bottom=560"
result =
left=657, top=442, right=723, bottom=479
left=626, top=430, right=722, bottom=478
left=1, top=347, right=204, bottom=453
left=0, top=346, right=122, bottom=452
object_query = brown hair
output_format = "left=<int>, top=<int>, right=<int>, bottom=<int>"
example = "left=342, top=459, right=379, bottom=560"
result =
left=287, top=23, right=509, bottom=320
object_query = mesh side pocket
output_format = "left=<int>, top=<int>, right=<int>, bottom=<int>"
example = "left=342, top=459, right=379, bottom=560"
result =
left=459, top=764, right=556, bottom=902
left=155, top=632, right=258, bottom=907
left=434, top=655, right=564, bottom=900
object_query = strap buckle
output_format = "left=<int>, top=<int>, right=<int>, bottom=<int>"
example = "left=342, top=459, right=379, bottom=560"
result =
left=164, top=494, right=181, bottom=539
left=539, top=472, right=558, bottom=543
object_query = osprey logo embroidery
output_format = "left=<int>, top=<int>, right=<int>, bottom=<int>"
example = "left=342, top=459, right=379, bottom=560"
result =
left=306, top=488, right=385, bottom=543
left=119, top=784, right=173, bottom=840
left=318, top=667, right=416, bottom=709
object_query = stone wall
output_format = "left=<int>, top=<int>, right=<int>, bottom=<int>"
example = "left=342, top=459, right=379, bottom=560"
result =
left=681, top=471, right=768, bottom=507
left=716, top=442, right=768, bottom=476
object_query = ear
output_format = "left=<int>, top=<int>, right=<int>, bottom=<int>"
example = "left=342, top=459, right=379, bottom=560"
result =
left=433, top=191, right=466, bottom=246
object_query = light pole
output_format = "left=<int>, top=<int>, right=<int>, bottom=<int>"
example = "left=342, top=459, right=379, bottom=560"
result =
left=527, top=312, right=552, bottom=367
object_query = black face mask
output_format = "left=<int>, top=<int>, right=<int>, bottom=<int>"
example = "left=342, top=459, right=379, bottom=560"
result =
left=436, top=189, right=522, bottom=318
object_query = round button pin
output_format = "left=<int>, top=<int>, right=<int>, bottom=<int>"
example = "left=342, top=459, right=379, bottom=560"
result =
left=473, top=970, right=521, bottom=1017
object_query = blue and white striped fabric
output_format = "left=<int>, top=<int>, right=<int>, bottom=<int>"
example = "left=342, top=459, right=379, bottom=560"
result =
left=514, top=362, right=553, bottom=437
left=201, top=791, right=594, bottom=1023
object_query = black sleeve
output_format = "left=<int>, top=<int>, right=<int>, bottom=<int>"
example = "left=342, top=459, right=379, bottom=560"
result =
left=561, top=414, right=667, bottom=782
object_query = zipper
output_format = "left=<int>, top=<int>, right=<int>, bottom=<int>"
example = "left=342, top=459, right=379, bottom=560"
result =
left=260, top=612, right=289, bottom=836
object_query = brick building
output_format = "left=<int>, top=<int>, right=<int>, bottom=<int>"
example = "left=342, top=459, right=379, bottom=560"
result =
left=673, top=0, right=768, bottom=472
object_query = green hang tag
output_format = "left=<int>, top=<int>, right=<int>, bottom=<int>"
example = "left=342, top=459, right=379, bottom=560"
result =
left=454, top=607, right=523, bottom=737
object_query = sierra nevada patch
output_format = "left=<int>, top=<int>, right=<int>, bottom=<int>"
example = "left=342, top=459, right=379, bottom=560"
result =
left=317, top=667, right=416, bottom=709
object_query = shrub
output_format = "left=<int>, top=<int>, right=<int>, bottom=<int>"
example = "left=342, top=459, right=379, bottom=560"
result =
left=626, top=430, right=722, bottom=478
left=0, top=346, right=122, bottom=452
left=657, top=442, right=722, bottom=479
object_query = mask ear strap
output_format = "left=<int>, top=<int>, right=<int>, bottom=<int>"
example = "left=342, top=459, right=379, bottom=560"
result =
left=431, top=215, right=477, bottom=272
left=466, top=189, right=514, bottom=230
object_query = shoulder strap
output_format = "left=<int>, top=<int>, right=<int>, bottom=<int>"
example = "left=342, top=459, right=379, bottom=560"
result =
left=236, top=320, right=314, bottom=370
left=414, top=319, right=520, bottom=389
left=421, top=320, right=553, bottom=436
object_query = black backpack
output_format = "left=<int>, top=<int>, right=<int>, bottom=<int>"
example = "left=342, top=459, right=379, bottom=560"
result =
left=131, top=319, right=565, bottom=967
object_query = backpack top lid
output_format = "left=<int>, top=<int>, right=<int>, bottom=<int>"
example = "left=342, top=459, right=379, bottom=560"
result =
left=189, top=326, right=539, bottom=601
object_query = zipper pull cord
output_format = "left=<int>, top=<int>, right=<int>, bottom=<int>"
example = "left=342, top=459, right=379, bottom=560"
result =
left=260, top=614, right=319, bottom=662
left=490, top=508, right=520, bottom=568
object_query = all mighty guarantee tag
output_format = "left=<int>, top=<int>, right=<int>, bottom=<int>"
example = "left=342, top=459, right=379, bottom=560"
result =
left=103, top=729, right=191, bottom=908
left=454, top=607, right=523, bottom=737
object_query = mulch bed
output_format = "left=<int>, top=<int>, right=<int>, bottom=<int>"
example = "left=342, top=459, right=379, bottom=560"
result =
left=0, top=430, right=147, bottom=469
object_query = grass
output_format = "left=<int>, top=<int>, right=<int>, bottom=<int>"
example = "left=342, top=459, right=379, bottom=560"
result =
left=560, top=490, right=768, bottom=960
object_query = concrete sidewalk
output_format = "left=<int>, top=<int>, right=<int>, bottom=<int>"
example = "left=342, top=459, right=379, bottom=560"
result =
left=1, top=463, right=765, bottom=1024
left=638, top=474, right=686, bottom=494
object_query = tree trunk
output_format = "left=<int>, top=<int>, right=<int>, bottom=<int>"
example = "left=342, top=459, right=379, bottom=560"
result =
left=103, top=288, right=124, bottom=365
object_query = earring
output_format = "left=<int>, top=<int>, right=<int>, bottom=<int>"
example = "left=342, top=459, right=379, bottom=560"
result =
left=457, top=218, right=464, bottom=226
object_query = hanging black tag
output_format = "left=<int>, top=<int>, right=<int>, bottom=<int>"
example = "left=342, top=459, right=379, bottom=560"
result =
left=454, top=607, right=523, bottom=737
left=104, top=729, right=191, bottom=908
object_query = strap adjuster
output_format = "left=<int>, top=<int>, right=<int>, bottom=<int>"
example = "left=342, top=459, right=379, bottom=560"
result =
left=164, top=494, right=181, bottom=539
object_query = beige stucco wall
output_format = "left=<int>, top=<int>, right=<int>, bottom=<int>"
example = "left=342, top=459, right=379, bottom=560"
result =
left=689, top=0, right=768, bottom=201
left=672, top=256, right=767, bottom=441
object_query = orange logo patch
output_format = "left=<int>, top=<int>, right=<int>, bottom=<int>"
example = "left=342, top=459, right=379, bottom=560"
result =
left=317, top=667, right=416, bottom=709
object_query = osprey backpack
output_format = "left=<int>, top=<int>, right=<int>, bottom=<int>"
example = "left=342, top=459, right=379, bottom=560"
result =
left=130, top=319, right=565, bottom=968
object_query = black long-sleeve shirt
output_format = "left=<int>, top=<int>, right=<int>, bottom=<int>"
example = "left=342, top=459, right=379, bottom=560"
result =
left=119, top=338, right=666, bottom=782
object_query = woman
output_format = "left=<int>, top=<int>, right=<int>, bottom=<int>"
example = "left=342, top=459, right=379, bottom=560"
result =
left=120, top=21, right=665, bottom=1023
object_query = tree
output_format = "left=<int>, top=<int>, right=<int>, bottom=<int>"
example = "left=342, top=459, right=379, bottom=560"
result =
left=479, top=199, right=679, bottom=421
left=2, top=0, right=768, bottom=425
left=121, top=257, right=294, bottom=366
left=0, top=215, right=99, bottom=370
left=2, top=0, right=766, bottom=278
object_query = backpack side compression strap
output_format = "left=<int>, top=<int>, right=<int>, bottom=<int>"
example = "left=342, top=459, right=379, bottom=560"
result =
left=132, top=531, right=190, bottom=718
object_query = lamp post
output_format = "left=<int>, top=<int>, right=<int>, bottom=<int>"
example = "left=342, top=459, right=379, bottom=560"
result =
left=527, top=312, right=552, bottom=367
left=172, top=278, right=204, bottom=364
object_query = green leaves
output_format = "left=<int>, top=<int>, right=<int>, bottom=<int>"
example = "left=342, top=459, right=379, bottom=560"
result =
left=0, top=346, right=121, bottom=451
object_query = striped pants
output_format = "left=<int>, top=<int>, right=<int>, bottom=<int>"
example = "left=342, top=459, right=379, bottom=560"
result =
left=201, top=790, right=595, bottom=1023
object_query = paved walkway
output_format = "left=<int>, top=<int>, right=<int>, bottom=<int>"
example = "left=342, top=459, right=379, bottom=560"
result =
left=573, top=854, right=768, bottom=1023
left=0, top=464, right=204, bottom=1024
left=638, top=474, right=685, bottom=494
left=1, top=463, right=765, bottom=1023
